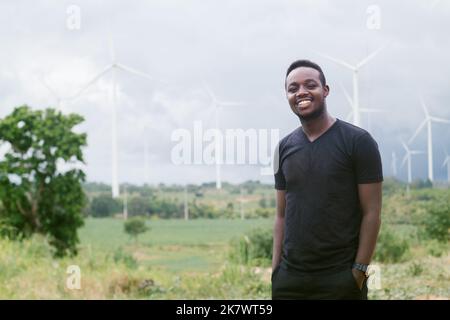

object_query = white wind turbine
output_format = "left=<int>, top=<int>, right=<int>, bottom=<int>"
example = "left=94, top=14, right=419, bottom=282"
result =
left=319, top=44, right=387, bottom=127
left=408, top=96, right=450, bottom=183
left=443, top=151, right=450, bottom=184
left=401, top=140, right=424, bottom=194
left=69, top=36, right=159, bottom=198
left=340, top=83, right=385, bottom=131
left=203, top=83, right=245, bottom=189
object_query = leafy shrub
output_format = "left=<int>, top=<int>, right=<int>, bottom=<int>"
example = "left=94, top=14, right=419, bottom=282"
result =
left=408, top=262, right=423, bottom=276
left=229, top=228, right=272, bottom=266
left=425, top=240, right=448, bottom=257
left=420, top=201, right=450, bottom=243
left=124, top=217, right=149, bottom=241
left=113, top=247, right=138, bottom=269
left=374, top=227, right=410, bottom=263
left=89, top=194, right=121, bottom=217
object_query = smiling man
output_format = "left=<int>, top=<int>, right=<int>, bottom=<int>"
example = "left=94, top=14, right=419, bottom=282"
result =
left=271, top=60, right=383, bottom=300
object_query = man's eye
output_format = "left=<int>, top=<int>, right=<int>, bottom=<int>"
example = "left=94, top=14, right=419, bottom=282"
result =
left=288, top=87, right=297, bottom=93
left=306, top=84, right=317, bottom=89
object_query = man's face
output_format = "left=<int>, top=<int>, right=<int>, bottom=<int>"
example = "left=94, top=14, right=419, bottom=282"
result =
left=285, top=67, right=329, bottom=121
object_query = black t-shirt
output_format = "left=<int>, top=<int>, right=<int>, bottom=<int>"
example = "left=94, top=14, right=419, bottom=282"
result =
left=274, top=119, right=383, bottom=274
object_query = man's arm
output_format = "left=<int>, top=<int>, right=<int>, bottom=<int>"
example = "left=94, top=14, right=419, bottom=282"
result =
left=272, top=190, right=286, bottom=270
left=353, top=182, right=382, bottom=288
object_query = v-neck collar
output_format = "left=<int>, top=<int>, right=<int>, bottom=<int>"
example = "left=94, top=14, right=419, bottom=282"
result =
left=300, top=118, right=340, bottom=144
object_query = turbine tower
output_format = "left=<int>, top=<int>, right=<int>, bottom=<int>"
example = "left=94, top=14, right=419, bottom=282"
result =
left=401, top=140, right=424, bottom=184
left=408, top=96, right=450, bottom=183
left=123, top=185, right=128, bottom=220
left=203, top=83, right=244, bottom=190
left=70, top=35, right=159, bottom=197
left=443, top=151, right=450, bottom=184
left=340, top=83, right=385, bottom=130
left=319, top=44, right=387, bottom=127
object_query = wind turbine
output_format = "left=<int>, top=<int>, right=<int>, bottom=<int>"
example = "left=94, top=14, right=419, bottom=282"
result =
left=408, top=96, right=450, bottom=183
left=401, top=140, right=424, bottom=194
left=319, top=44, right=387, bottom=127
left=203, top=83, right=245, bottom=189
left=340, top=83, right=385, bottom=131
left=443, top=151, right=450, bottom=184
left=69, top=35, right=159, bottom=198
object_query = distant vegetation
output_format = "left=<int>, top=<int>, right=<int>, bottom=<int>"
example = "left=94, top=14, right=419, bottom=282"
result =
left=83, top=180, right=276, bottom=220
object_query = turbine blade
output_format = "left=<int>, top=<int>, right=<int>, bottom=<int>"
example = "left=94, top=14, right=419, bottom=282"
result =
left=400, top=139, right=409, bottom=153
left=401, top=154, right=408, bottom=168
left=360, top=108, right=385, bottom=113
left=419, top=95, right=430, bottom=118
left=203, top=83, right=217, bottom=101
left=339, top=82, right=354, bottom=108
left=345, top=111, right=353, bottom=122
left=41, top=77, right=60, bottom=100
left=316, top=52, right=355, bottom=70
left=70, top=65, right=113, bottom=100
left=443, top=157, right=449, bottom=167
left=217, top=101, right=246, bottom=107
left=356, top=43, right=389, bottom=68
left=408, top=119, right=428, bottom=144
left=116, top=63, right=157, bottom=82
left=430, top=116, right=450, bottom=124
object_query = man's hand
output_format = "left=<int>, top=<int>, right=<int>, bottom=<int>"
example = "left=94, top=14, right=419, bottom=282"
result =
left=351, top=268, right=366, bottom=290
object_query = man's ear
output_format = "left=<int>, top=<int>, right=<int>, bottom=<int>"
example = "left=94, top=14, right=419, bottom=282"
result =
left=324, top=85, right=330, bottom=97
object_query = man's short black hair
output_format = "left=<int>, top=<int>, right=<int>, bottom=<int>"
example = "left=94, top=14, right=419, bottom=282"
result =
left=286, top=60, right=327, bottom=86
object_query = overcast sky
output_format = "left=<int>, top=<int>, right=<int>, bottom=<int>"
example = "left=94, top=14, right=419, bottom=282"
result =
left=1, top=0, right=449, bottom=187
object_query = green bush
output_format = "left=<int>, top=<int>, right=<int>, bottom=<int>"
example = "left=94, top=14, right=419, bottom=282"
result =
left=124, top=217, right=149, bottom=241
left=89, top=194, right=121, bottom=217
left=113, top=247, right=138, bottom=269
left=408, top=262, right=423, bottom=276
left=425, top=240, right=448, bottom=257
left=420, top=201, right=450, bottom=243
left=374, top=226, right=410, bottom=263
left=229, top=228, right=272, bottom=266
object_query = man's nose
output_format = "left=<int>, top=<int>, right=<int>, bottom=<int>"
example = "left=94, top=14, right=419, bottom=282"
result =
left=296, top=86, right=309, bottom=96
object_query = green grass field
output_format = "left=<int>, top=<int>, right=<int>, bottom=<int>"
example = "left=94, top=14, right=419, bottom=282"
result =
left=79, top=218, right=272, bottom=273
left=0, top=216, right=448, bottom=299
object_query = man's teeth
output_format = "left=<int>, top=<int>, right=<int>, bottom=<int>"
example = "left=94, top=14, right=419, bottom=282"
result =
left=298, top=100, right=312, bottom=106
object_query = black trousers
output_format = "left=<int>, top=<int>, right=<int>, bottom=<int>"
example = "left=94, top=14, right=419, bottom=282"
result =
left=272, top=264, right=368, bottom=300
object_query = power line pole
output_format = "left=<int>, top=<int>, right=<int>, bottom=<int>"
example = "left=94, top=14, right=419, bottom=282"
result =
left=123, top=185, right=128, bottom=220
left=184, top=185, right=189, bottom=220
left=240, top=186, right=244, bottom=220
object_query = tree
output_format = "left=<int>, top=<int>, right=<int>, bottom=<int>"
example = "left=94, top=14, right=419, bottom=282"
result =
left=89, top=194, right=121, bottom=217
left=128, top=196, right=150, bottom=216
left=0, top=106, right=87, bottom=257
left=124, top=217, right=149, bottom=241
left=259, top=197, right=267, bottom=208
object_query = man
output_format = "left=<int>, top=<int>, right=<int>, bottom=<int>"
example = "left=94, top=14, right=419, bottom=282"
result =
left=271, top=60, right=383, bottom=300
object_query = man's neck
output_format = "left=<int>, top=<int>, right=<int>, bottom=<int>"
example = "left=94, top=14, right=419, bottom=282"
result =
left=300, top=112, right=336, bottom=142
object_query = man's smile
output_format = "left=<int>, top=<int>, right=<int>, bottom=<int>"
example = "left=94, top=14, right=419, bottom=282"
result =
left=297, top=98, right=313, bottom=109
